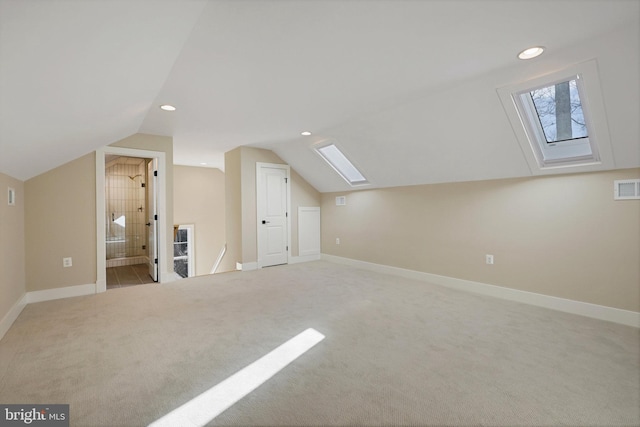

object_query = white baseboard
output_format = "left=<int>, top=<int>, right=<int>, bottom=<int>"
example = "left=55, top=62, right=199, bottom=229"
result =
left=0, top=294, right=27, bottom=341
left=321, top=254, right=640, bottom=328
left=163, top=272, right=182, bottom=282
left=96, top=278, right=107, bottom=294
left=27, top=283, right=96, bottom=304
left=242, top=256, right=319, bottom=271
left=290, top=254, right=321, bottom=264
left=242, top=262, right=258, bottom=272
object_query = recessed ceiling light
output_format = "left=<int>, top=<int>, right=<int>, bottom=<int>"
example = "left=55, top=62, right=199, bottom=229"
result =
left=160, top=104, right=176, bottom=111
left=518, top=46, right=545, bottom=60
left=200, top=162, right=208, bottom=166
left=301, top=131, right=312, bottom=136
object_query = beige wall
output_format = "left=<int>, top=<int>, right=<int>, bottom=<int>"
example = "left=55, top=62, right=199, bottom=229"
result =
left=0, top=173, right=25, bottom=320
left=24, top=133, right=173, bottom=292
left=224, top=146, right=321, bottom=267
left=173, top=166, right=228, bottom=275
left=321, top=168, right=640, bottom=312
left=25, top=154, right=96, bottom=292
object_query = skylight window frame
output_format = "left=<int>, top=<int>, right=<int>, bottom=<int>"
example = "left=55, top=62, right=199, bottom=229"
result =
left=313, top=141, right=369, bottom=187
left=514, top=74, right=599, bottom=167
left=497, top=59, right=614, bottom=175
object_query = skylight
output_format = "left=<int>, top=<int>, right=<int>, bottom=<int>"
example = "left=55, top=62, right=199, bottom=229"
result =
left=315, top=143, right=368, bottom=186
left=497, top=59, right=614, bottom=173
left=530, top=79, right=588, bottom=144
left=514, top=75, right=596, bottom=166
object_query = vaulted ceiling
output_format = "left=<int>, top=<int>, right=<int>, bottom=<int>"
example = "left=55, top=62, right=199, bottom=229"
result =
left=1, top=0, right=638, bottom=192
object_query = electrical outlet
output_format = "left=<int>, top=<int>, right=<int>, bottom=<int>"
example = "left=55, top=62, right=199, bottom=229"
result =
left=63, top=257, right=73, bottom=268
left=485, top=254, right=494, bottom=265
left=336, top=238, right=340, bottom=245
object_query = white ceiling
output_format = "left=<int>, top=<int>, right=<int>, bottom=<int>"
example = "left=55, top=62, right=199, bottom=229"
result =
left=1, top=0, right=638, bottom=192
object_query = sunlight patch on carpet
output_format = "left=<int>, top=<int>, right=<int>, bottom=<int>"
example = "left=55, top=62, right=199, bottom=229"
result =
left=148, top=328, right=325, bottom=427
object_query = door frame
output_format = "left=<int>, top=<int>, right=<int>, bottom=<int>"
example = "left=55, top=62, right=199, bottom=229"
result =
left=147, top=158, right=158, bottom=282
left=256, top=162, right=291, bottom=269
left=96, top=146, right=168, bottom=292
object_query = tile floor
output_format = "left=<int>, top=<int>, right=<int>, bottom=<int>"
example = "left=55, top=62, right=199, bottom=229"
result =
left=106, top=264, right=155, bottom=289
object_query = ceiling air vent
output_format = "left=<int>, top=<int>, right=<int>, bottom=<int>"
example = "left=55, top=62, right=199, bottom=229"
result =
left=614, top=179, right=640, bottom=200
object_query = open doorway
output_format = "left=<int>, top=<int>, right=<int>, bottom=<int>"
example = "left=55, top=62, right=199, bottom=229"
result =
left=103, top=155, right=155, bottom=289
left=96, top=146, right=168, bottom=293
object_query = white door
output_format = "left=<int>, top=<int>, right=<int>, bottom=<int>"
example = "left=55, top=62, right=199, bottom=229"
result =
left=147, top=159, right=158, bottom=281
left=257, top=163, right=289, bottom=268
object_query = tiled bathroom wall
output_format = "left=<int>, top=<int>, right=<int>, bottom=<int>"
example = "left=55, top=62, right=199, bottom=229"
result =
left=105, top=157, right=147, bottom=260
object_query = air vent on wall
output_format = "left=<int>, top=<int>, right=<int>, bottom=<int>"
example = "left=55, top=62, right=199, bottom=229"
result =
left=614, top=179, right=640, bottom=200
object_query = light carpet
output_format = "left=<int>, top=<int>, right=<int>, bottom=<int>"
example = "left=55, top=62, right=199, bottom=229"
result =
left=0, top=261, right=638, bottom=426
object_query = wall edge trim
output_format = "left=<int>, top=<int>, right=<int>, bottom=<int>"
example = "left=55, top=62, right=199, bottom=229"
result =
left=241, top=262, right=258, bottom=271
left=290, top=254, right=322, bottom=264
left=0, top=294, right=27, bottom=342
left=26, top=283, right=96, bottom=304
left=321, top=254, right=640, bottom=328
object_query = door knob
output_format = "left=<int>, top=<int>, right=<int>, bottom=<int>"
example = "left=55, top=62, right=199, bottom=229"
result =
left=262, top=220, right=270, bottom=224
